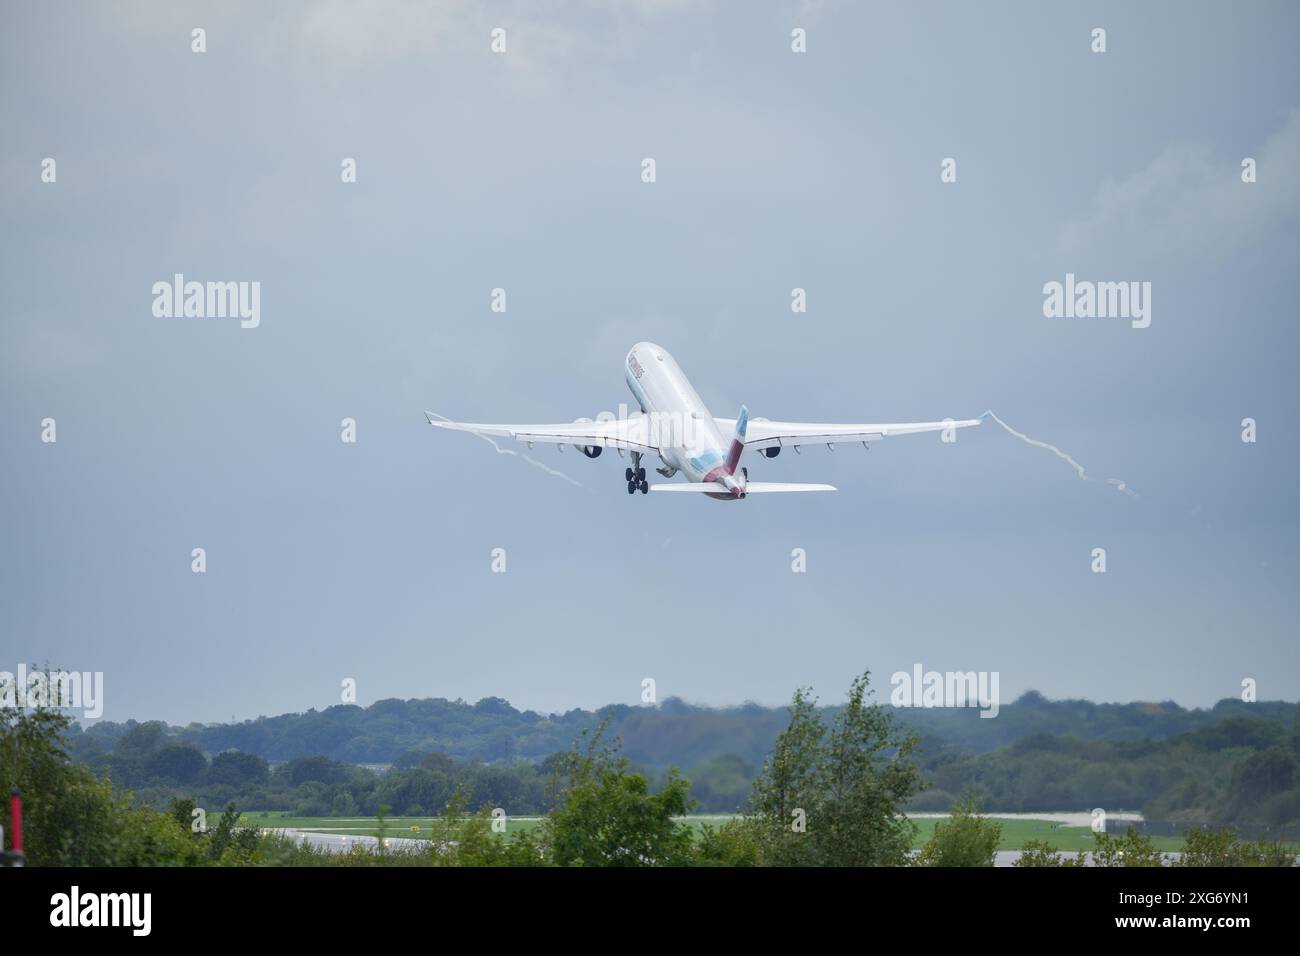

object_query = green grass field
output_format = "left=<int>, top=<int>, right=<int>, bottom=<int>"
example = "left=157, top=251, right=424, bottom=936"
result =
left=230, top=811, right=1189, bottom=851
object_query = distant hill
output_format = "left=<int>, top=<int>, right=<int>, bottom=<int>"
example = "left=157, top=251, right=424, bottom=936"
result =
left=74, top=691, right=1299, bottom=773
left=67, top=692, right=1300, bottom=822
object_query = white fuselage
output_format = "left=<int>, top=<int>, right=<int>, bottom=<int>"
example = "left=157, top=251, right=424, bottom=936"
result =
left=624, top=342, right=740, bottom=492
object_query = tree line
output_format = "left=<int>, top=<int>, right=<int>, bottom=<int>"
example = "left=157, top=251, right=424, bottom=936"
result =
left=4, top=672, right=1296, bottom=867
left=60, top=690, right=1300, bottom=824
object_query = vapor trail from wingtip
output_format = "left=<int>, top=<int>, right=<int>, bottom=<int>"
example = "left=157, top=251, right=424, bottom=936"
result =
left=980, top=410, right=1136, bottom=497
left=425, top=411, right=584, bottom=488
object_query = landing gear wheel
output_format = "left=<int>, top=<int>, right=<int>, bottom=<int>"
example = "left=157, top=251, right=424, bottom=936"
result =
left=627, top=451, right=644, bottom=496
left=639, top=480, right=649, bottom=494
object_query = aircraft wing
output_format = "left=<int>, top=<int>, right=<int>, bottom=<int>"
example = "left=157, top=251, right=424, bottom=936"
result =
left=715, top=416, right=980, bottom=451
left=424, top=412, right=660, bottom=453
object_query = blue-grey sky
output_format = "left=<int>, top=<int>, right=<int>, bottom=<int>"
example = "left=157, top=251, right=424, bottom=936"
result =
left=2, top=1, right=1297, bottom=725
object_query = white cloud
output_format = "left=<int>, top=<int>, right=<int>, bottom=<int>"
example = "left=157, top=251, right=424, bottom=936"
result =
left=1059, top=109, right=1300, bottom=264
left=295, top=0, right=479, bottom=66
left=289, top=1, right=697, bottom=91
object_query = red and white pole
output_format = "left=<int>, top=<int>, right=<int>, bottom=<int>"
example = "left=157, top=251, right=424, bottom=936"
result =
left=9, top=789, right=23, bottom=866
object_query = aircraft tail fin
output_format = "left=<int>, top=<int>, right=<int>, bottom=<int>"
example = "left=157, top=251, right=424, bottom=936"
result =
left=724, top=405, right=748, bottom=474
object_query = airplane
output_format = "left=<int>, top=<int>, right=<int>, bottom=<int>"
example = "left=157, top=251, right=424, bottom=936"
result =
left=425, top=342, right=980, bottom=500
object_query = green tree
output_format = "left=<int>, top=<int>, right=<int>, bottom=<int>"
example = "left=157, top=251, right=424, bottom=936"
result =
left=426, top=788, right=543, bottom=866
left=749, top=672, right=922, bottom=866
left=686, top=753, right=755, bottom=811
left=0, top=706, right=204, bottom=865
left=748, top=687, right=824, bottom=865
left=206, top=802, right=260, bottom=863
left=282, top=755, right=350, bottom=786
left=1014, top=839, right=1086, bottom=867
left=693, top=819, right=762, bottom=867
left=1176, top=826, right=1297, bottom=867
left=208, top=750, right=270, bottom=787
left=914, top=795, right=1002, bottom=866
left=544, top=723, right=694, bottom=866
left=1223, top=748, right=1298, bottom=823
left=1, top=706, right=113, bottom=864
left=1089, top=826, right=1166, bottom=867
left=114, top=720, right=167, bottom=758
left=146, top=743, right=208, bottom=783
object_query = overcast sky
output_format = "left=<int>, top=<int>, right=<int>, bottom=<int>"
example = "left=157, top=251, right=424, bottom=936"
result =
left=2, top=1, right=1297, bottom=725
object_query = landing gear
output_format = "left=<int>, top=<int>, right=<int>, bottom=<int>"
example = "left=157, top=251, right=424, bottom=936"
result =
left=625, top=453, right=648, bottom=496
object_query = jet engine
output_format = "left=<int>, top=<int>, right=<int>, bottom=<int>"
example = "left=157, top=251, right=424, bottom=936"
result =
left=570, top=418, right=602, bottom=457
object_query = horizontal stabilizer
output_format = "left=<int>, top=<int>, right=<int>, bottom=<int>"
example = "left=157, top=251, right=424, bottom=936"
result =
left=649, top=482, right=727, bottom=492
left=649, top=481, right=836, bottom=494
left=743, top=482, right=837, bottom=493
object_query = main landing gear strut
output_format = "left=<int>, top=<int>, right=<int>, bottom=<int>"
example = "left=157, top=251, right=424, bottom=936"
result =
left=625, top=451, right=648, bottom=494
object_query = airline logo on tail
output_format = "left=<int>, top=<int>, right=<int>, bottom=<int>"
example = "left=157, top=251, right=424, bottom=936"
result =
left=724, top=405, right=748, bottom=476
